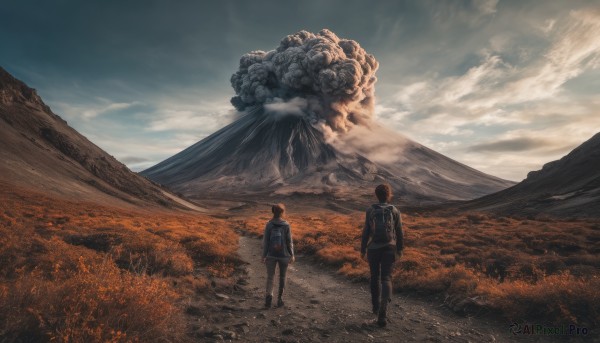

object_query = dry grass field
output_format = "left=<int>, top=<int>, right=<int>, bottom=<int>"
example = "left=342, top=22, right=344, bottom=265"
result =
left=0, top=183, right=239, bottom=342
left=2, top=179, right=598, bottom=341
left=238, top=207, right=600, bottom=327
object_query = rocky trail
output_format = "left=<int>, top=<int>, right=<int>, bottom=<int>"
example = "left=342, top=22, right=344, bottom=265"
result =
left=187, top=234, right=542, bottom=343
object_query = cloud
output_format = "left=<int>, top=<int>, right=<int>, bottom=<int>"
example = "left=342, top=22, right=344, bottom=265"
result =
left=327, top=123, right=410, bottom=164
left=475, top=0, right=498, bottom=15
left=392, top=8, right=600, bottom=118
left=426, top=0, right=499, bottom=28
left=53, top=99, right=140, bottom=120
left=145, top=98, right=235, bottom=133
left=468, top=137, right=550, bottom=152
left=82, top=101, right=139, bottom=119
left=119, top=156, right=149, bottom=164
left=378, top=5, right=600, bottom=180
left=264, top=97, right=308, bottom=117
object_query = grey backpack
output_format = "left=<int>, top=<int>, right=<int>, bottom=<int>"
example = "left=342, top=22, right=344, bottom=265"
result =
left=269, top=224, right=286, bottom=255
left=369, top=205, right=395, bottom=244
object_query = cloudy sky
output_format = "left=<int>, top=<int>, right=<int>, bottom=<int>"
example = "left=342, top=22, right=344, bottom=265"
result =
left=1, top=0, right=599, bottom=181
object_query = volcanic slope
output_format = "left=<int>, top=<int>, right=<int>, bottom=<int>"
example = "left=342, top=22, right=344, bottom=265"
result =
left=0, top=66, right=178, bottom=207
left=463, top=132, right=600, bottom=217
left=142, top=107, right=515, bottom=204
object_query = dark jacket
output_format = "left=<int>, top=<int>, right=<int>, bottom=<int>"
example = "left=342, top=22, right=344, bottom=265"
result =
left=262, top=218, right=295, bottom=258
left=360, top=203, right=404, bottom=255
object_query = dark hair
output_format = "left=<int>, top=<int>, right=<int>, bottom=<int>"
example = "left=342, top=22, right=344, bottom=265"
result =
left=272, top=203, right=286, bottom=218
left=375, top=184, right=392, bottom=203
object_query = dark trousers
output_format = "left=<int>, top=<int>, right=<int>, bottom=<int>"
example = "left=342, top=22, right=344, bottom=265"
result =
left=265, top=257, right=289, bottom=298
left=367, top=245, right=396, bottom=311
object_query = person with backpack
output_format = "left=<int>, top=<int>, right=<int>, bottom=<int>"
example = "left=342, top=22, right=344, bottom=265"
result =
left=262, top=203, right=295, bottom=308
left=360, top=184, right=404, bottom=327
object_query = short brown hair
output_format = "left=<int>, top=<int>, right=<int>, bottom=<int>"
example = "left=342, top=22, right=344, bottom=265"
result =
left=272, top=203, right=286, bottom=218
left=375, top=184, right=392, bottom=203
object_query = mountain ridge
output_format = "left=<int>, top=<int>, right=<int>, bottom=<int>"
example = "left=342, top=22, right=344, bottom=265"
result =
left=0, top=66, right=180, bottom=208
left=461, top=132, right=600, bottom=217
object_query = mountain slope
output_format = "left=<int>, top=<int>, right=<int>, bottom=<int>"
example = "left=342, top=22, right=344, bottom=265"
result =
left=463, top=132, right=600, bottom=217
left=0, top=66, right=178, bottom=207
left=142, top=107, right=514, bottom=204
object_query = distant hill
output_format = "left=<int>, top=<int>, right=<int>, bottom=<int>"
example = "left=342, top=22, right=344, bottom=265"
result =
left=0, top=66, right=179, bottom=207
left=463, top=132, right=600, bottom=217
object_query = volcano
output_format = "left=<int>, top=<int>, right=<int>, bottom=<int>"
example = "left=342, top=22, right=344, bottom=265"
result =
left=0, top=66, right=182, bottom=208
left=142, top=107, right=514, bottom=204
left=142, top=29, right=515, bottom=204
left=462, top=132, right=600, bottom=217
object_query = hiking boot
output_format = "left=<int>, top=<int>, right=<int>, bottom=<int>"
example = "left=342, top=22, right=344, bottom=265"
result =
left=377, top=302, right=388, bottom=327
left=277, top=297, right=284, bottom=308
left=372, top=305, right=379, bottom=315
left=265, top=295, right=272, bottom=308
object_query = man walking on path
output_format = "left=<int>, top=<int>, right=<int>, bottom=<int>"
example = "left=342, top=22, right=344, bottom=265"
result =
left=361, top=184, right=404, bottom=327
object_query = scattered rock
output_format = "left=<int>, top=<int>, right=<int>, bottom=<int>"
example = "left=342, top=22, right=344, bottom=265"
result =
left=344, top=323, right=362, bottom=332
left=222, top=305, right=241, bottom=311
left=256, top=313, right=266, bottom=319
left=215, top=293, right=230, bottom=301
left=426, top=323, right=440, bottom=331
left=221, top=330, right=237, bottom=340
left=211, top=278, right=234, bottom=290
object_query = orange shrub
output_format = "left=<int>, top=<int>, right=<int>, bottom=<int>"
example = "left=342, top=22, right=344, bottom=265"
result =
left=0, top=183, right=241, bottom=342
left=486, top=273, right=600, bottom=327
left=315, top=246, right=361, bottom=267
left=0, top=258, right=186, bottom=342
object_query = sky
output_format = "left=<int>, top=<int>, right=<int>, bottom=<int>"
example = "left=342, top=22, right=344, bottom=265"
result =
left=1, top=0, right=599, bottom=181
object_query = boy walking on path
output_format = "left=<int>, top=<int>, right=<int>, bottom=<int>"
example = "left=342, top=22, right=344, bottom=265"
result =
left=360, top=184, right=404, bottom=327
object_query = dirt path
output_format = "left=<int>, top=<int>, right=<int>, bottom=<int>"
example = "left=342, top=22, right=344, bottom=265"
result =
left=161, top=190, right=209, bottom=212
left=188, top=234, right=534, bottom=342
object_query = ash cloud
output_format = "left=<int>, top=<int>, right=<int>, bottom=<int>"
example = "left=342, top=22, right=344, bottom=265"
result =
left=230, top=29, right=379, bottom=132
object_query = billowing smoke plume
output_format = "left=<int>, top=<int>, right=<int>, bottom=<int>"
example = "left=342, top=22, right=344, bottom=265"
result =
left=230, top=29, right=379, bottom=132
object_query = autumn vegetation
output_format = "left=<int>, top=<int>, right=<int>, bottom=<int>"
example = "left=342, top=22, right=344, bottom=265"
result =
left=0, top=184, right=239, bottom=342
left=2, top=178, right=598, bottom=341
left=239, top=208, right=600, bottom=327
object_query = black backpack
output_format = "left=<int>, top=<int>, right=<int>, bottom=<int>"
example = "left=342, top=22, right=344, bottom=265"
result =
left=268, top=223, right=286, bottom=256
left=369, top=205, right=395, bottom=244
